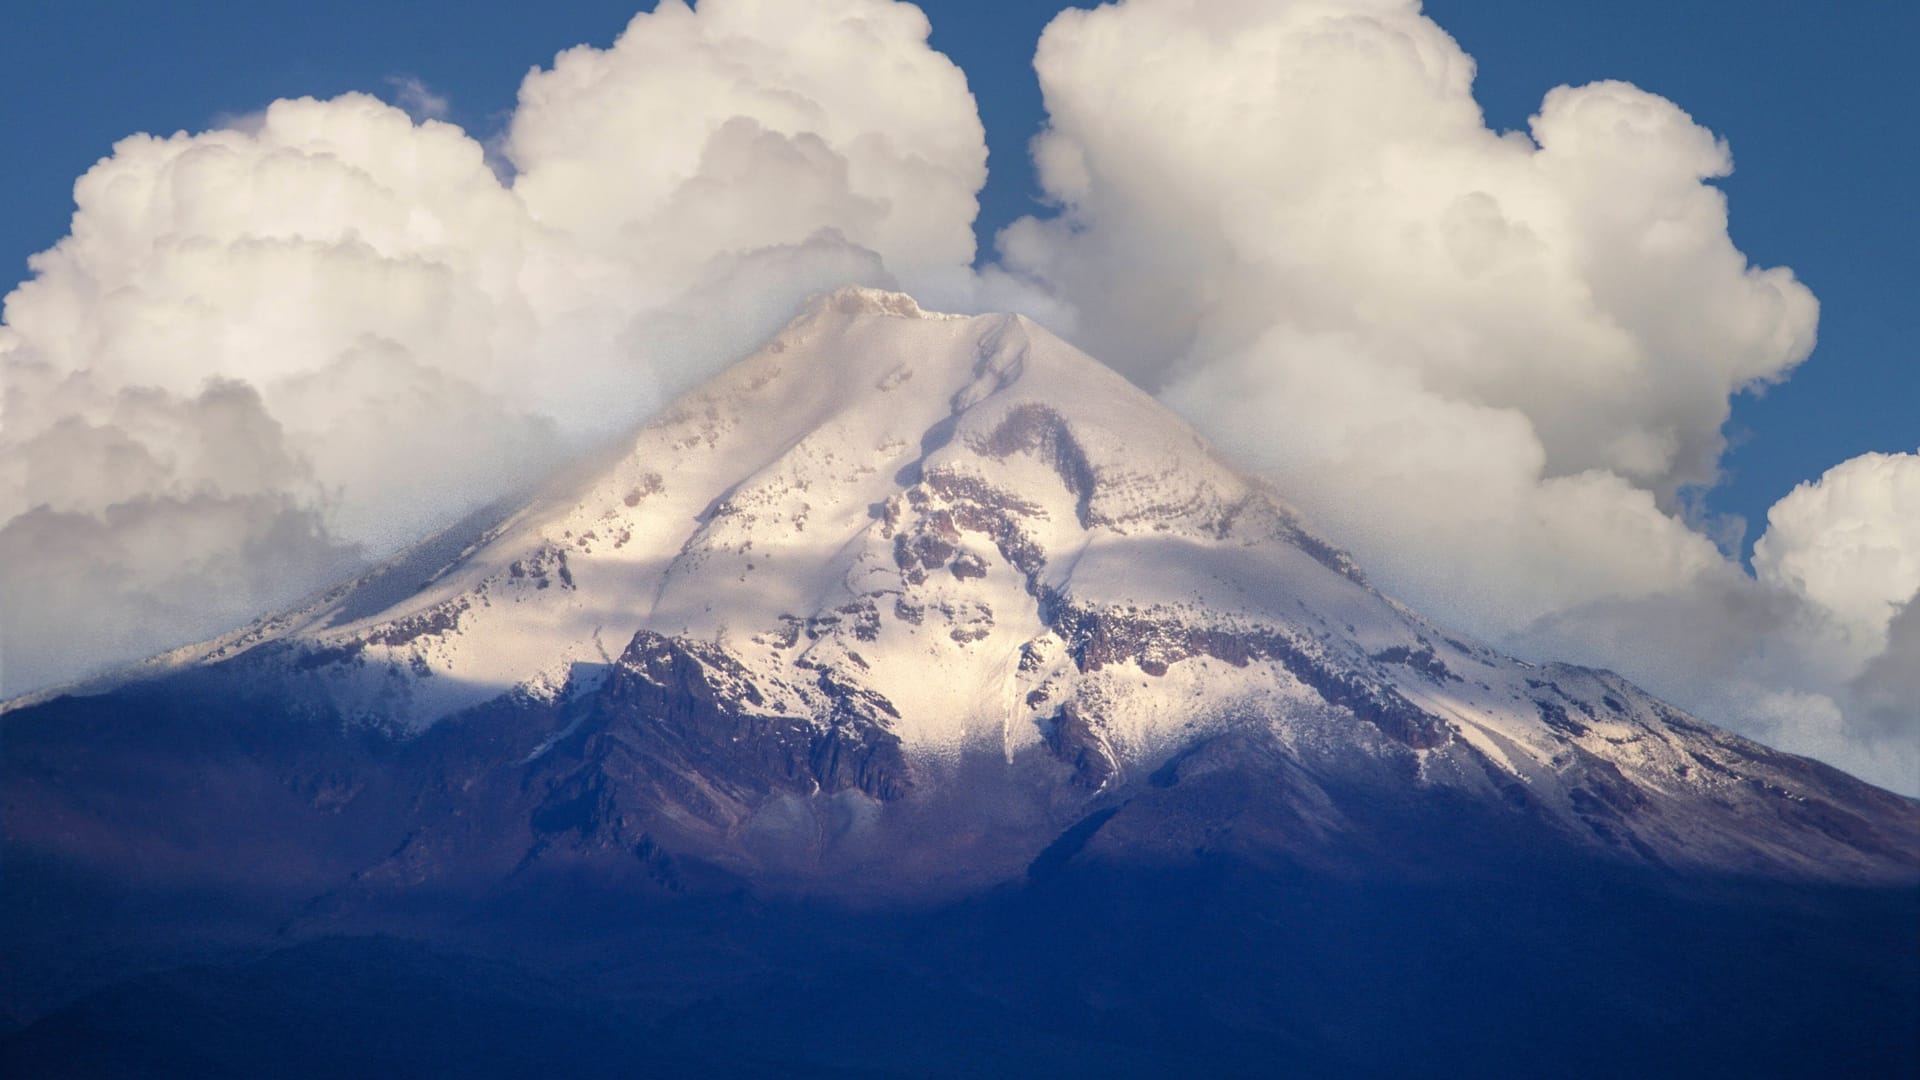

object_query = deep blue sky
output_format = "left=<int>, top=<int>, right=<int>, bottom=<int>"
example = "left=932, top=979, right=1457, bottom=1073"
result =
left=2, top=0, right=1911, bottom=554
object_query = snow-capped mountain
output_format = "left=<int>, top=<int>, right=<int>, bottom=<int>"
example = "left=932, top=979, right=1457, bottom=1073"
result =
left=27, top=285, right=1914, bottom=885
left=4, top=288, right=1916, bottom=1075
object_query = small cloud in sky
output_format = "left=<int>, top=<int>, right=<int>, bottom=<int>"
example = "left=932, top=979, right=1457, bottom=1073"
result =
left=385, top=74, right=450, bottom=120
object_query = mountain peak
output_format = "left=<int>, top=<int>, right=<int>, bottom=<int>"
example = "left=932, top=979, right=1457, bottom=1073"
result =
left=802, top=284, right=958, bottom=321
left=194, top=296, right=1362, bottom=737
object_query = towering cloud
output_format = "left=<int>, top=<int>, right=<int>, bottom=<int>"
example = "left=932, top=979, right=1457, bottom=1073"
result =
left=996, top=0, right=1909, bottom=790
left=507, top=0, right=984, bottom=303
left=1001, top=0, right=1815, bottom=632
left=0, top=0, right=986, bottom=694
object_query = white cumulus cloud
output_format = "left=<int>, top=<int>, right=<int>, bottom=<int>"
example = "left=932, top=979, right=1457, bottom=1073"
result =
left=1000, top=0, right=1815, bottom=632
left=0, top=0, right=987, bottom=695
left=996, top=0, right=1911, bottom=791
left=1754, top=451, right=1920, bottom=657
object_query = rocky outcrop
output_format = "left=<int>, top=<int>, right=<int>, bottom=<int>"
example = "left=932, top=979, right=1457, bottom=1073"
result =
left=601, top=632, right=911, bottom=804
left=1044, top=701, right=1119, bottom=789
left=1045, top=597, right=1453, bottom=750
left=977, top=403, right=1096, bottom=528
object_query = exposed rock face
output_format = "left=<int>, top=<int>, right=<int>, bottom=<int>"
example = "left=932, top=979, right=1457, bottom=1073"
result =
left=598, top=632, right=909, bottom=804
left=1045, top=700, right=1119, bottom=789
left=1044, top=598, right=1453, bottom=750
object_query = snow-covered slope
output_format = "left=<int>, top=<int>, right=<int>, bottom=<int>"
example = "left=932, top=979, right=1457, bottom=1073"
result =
left=51, top=286, right=1919, bottom=884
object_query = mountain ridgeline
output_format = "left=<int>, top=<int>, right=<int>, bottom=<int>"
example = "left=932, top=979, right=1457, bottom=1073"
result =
left=4, top=289, right=1916, bottom=1077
